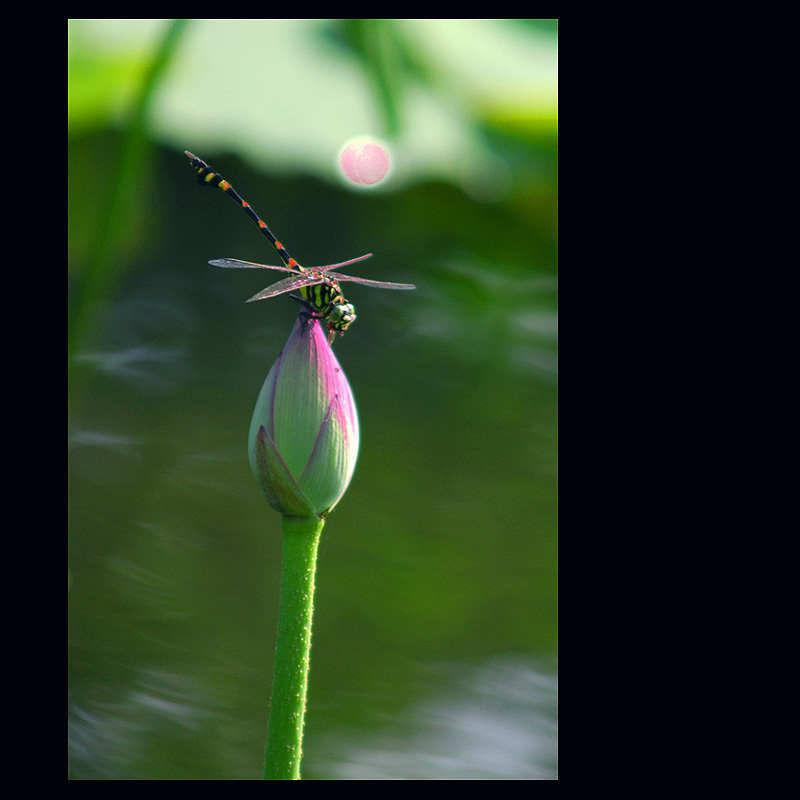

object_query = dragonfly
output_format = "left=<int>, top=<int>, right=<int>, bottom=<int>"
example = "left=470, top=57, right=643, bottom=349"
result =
left=185, top=151, right=416, bottom=342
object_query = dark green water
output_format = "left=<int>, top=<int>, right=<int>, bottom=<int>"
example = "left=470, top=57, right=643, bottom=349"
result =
left=68, top=137, right=557, bottom=779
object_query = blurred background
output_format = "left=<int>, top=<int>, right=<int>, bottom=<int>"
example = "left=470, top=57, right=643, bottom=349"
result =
left=68, top=19, right=558, bottom=780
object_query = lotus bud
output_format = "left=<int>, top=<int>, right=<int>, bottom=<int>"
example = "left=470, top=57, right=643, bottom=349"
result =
left=248, top=316, right=360, bottom=518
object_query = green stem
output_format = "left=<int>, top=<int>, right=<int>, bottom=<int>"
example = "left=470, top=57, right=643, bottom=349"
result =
left=264, top=515, right=325, bottom=780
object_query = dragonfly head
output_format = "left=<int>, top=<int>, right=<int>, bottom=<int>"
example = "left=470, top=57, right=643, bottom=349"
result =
left=327, top=301, right=357, bottom=338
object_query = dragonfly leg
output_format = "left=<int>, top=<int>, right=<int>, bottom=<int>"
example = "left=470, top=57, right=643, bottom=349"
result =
left=290, top=294, right=326, bottom=324
left=289, top=295, right=338, bottom=343
left=289, top=294, right=320, bottom=315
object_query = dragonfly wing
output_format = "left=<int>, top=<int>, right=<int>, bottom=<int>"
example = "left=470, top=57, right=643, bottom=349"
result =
left=246, top=273, right=323, bottom=303
left=327, top=272, right=416, bottom=290
left=316, top=253, right=373, bottom=273
left=210, top=258, right=300, bottom=275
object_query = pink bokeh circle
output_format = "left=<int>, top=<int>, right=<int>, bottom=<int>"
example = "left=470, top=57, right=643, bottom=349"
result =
left=338, top=137, right=392, bottom=186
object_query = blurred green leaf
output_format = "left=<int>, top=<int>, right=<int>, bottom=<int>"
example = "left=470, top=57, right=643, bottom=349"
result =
left=69, top=19, right=190, bottom=361
left=68, top=51, right=146, bottom=135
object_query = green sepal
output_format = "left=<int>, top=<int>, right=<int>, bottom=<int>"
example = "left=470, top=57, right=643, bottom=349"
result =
left=253, top=424, right=318, bottom=518
left=299, top=395, right=355, bottom=517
